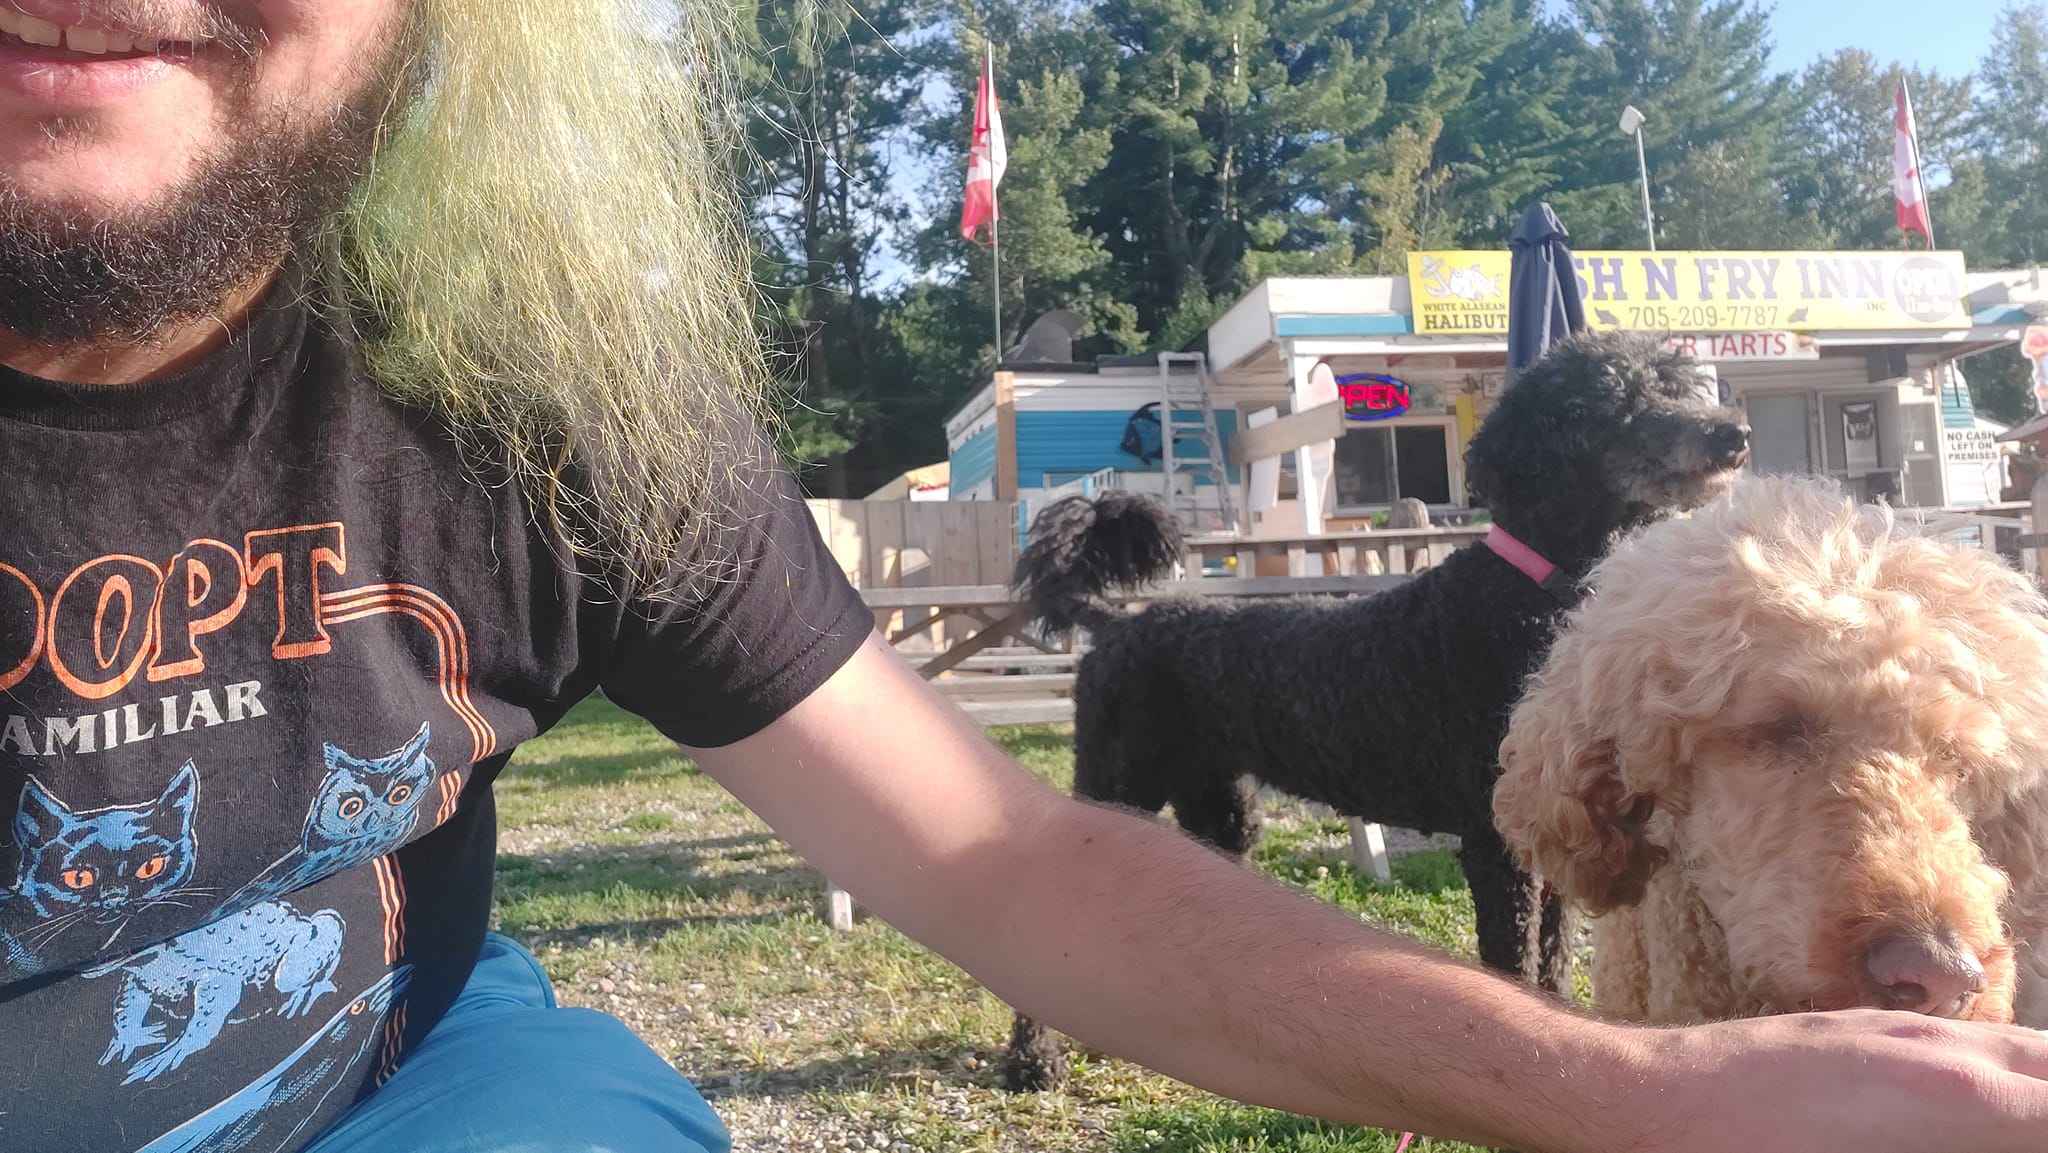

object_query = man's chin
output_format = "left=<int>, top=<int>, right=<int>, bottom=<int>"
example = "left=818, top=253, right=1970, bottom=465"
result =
left=0, top=113, right=377, bottom=345
left=0, top=179, right=291, bottom=345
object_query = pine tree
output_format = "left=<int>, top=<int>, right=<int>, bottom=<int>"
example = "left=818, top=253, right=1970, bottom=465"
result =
left=1974, top=3, right=2048, bottom=264
left=741, top=0, right=920, bottom=492
left=1546, top=0, right=1801, bottom=248
left=1385, top=1, right=1582, bottom=245
left=1081, top=0, right=1395, bottom=331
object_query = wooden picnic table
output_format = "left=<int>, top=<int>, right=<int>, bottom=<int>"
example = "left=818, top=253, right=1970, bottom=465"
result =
left=1185, top=525, right=1490, bottom=578
left=867, top=573, right=1416, bottom=680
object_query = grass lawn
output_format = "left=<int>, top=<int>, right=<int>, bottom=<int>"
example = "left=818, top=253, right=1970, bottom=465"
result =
left=496, top=695, right=1496, bottom=1152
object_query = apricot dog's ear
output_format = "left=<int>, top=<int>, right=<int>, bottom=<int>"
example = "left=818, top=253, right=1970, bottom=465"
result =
left=1494, top=638, right=1667, bottom=911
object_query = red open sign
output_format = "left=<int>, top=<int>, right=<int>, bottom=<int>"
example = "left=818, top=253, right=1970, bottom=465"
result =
left=1336, top=373, right=1411, bottom=422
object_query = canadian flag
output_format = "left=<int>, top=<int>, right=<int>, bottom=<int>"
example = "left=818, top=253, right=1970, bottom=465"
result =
left=959, top=44, right=1007, bottom=244
left=1894, top=78, right=1932, bottom=243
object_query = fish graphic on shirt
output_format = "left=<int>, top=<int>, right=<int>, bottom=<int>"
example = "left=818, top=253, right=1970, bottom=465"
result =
left=132, top=966, right=412, bottom=1153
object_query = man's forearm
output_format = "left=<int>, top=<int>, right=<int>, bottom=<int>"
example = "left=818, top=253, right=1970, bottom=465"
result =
left=927, top=770, right=1653, bottom=1151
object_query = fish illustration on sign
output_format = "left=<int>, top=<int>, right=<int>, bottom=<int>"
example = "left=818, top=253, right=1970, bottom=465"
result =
left=1418, top=255, right=1503, bottom=302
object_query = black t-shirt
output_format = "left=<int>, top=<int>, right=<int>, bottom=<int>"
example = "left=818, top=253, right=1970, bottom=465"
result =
left=0, top=280, right=873, bottom=1152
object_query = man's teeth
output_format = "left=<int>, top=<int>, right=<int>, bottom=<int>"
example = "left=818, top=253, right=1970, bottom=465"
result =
left=0, top=10, right=158, bottom=54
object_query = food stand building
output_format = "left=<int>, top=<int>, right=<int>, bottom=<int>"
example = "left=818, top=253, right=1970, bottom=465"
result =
left=945, top=250, right=2047, bottom=536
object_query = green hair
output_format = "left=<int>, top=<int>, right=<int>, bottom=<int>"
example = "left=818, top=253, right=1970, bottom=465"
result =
left=320, top=0, right=772, bottom=598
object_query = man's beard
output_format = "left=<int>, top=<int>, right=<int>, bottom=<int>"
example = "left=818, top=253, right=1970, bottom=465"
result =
left=0, top=37, right=416, bottom=346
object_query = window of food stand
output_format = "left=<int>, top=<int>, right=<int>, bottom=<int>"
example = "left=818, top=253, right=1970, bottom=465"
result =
left=1333, top=419, right=1456, bottom=510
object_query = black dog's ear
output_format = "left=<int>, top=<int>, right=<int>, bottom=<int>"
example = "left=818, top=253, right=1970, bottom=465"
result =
left=1465, top=348, right=1598, bottom=510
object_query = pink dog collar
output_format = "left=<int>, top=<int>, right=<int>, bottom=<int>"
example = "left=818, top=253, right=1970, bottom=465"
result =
left=1484, top=525, right=1570, bottom=595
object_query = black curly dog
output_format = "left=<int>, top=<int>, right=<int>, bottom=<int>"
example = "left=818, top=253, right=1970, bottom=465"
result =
left=999, top=330, right=1752, bottom=1091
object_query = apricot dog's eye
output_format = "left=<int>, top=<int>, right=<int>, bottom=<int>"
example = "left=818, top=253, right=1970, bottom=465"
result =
left=1928, top=740, right=1969, bottom=774
left=1756, top=713, right=1819, bottom=749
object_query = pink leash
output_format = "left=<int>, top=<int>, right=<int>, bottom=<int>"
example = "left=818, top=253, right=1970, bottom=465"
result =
left=1395, top=1135, right=1414, bottom=1152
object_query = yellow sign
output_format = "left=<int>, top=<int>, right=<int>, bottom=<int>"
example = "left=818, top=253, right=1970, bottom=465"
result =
left=1407, top=250, right=1971, bottom=335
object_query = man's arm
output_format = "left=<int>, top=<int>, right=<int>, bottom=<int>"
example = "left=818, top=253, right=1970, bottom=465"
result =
left=689, top=635, right=2048, bottom=1152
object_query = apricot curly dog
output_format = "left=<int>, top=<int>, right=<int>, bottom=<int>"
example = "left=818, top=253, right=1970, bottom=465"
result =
left=1496, top=474, right=2048, bottom=1026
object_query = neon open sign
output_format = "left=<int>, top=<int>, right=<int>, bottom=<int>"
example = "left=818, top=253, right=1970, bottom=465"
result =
left=1336, top=373, right=1411, bottom=421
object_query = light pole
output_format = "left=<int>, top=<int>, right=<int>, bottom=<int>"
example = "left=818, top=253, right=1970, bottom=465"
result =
left=1620, top=104, right=1656, bottom=251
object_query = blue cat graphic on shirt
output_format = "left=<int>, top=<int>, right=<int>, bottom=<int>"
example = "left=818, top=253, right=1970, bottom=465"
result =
left=88, top=897, right=346, bottom=1085
left=0, top=763, right=201, bottom=975
left=228, top=723, right=437, bottom=911
left=133, top=965, right=411, bottom=1153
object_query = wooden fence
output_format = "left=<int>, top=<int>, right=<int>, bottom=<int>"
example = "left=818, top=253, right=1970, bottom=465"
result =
left=810, top=499, right=1020, bottom=650
left=808, top=499, right=1018, bottom=590
left=807, top=497, right=1501, bottom=589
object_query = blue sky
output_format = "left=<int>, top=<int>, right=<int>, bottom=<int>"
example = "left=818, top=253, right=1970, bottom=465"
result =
left=1765, top=0, right=2003, bottom=77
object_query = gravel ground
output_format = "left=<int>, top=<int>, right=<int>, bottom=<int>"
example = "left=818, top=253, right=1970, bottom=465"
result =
left=496, top=705, right=1492, bottom=1152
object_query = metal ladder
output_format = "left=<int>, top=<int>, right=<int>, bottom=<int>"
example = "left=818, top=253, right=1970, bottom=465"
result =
left=1156, top=351, right=1240, bottom=536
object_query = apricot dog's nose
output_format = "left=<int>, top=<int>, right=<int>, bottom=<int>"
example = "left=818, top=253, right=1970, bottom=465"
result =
left=1864, top=933, right=1985, bottom=1016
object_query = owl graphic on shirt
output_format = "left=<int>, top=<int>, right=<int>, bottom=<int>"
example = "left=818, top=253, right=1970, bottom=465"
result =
left=227, top=724, right=440, bottom=912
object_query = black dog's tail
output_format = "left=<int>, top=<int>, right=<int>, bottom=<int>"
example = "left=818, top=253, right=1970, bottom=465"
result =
left=1012, top=490, right=1184, bottom=637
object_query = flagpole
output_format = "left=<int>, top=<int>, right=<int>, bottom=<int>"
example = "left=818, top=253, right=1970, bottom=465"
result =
left=987, top=42, right=1002, bottom=364
left=963, top=38, right=1005, bottom=362
left=992, top=214, right=1003, bottom=364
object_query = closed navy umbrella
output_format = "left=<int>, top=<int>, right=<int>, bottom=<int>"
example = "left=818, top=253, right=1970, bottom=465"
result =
left=1504, top=201, right=1587, bottom=387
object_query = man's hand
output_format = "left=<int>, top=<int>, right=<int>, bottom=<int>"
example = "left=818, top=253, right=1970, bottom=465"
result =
left=1640, top=1011, right=2048, bottom=1153
left=688, top=635, right=2048, bottom=1151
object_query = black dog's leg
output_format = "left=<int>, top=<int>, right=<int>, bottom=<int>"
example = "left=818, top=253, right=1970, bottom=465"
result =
left=1532, top=884, right=1571, bottom=993
left=1458, top=829, right=1539, bottom=984
left=1171, top=773, right=1263, bottom=857
left=1000, top=1012, right=1067, bottom=1092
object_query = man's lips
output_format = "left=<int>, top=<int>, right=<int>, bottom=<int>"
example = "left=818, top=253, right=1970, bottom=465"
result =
left=0, top=14, right=197, bottom=106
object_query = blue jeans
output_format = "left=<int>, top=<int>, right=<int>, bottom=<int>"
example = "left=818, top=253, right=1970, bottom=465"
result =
left=306, top=934, right=732, bottom=1153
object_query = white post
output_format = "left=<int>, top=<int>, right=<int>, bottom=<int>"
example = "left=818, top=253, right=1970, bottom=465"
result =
left=1246, top=407, right=1281, bottom=537
left=1290, top=351, right=1339, bottom=573
left=1348, top=817, right=1392, bottom=882
left=2032, top=472, right=2048, bottom=590
left=1633, top=125, right=1656, bottom=252
left=825, top=881, right=855, bottom=931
